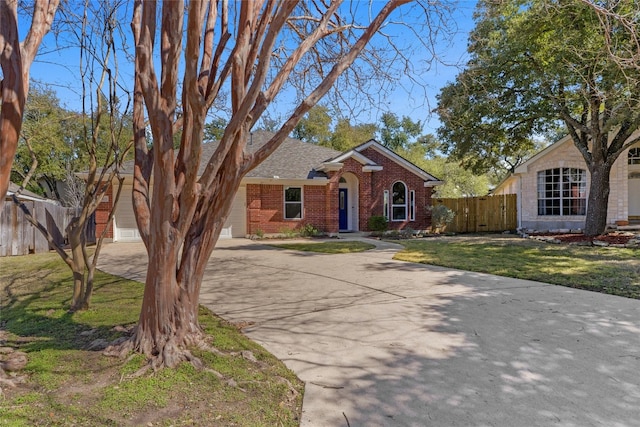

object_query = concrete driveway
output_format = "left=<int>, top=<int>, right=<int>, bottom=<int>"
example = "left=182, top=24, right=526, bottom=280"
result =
left=99, top=238, right=640, bottom=427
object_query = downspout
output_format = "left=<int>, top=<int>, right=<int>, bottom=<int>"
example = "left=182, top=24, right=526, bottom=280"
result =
left=518, top=174, right=523, bottom=231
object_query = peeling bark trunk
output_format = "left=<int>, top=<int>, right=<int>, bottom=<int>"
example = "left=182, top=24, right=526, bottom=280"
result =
left=0, top=0, right=59, bottom=209
left=584, top=161, right=612, bottom=236
left=133, top=240, right=203, bottom=368
left=126, top=0, right=414, bottom=369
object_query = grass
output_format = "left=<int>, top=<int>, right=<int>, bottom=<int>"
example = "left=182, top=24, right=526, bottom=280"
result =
left=394, top=235, right=640, bottom=299
left=269, top=240, right=376, bottom=254
left=0, top=252, right=303, bottom=427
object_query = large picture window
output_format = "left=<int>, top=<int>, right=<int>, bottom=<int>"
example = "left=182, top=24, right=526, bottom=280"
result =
left=284, top=187, right=302, bottom=219
left=629, top=147, right=640, bottom=165
left=537, top=168, right=586, bottom=216
left=391, top=181, right=407, bottom=221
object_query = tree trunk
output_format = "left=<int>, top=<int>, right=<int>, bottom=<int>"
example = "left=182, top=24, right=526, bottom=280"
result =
left=584, top=162, right=612, bottom=236
left=132, top=241, right=205, bottom=368
left=68, top=224, right=87, bottom=311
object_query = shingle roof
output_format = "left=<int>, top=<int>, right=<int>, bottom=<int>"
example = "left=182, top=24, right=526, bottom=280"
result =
left=120, top=130, right=341, bottom=180
left=6, top=182, right=49, bottom=201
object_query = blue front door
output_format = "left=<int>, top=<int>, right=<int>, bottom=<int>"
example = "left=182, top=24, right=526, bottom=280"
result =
left=339, top=188, right=348, bottom=230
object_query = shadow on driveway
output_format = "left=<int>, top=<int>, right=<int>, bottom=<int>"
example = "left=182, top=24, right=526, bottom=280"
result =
left=100, top=239, right=640, bottom=426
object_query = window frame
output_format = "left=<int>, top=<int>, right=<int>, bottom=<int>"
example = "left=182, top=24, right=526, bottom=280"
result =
left=383, top=190, right=390, bottom=220
left=629, top=147, right=640, bottom=165
left=409, top=190, right=416, bottom=221
left=537, top=168, right=586, bottom=216
left=284, top=186, right=303, bottom=220
left=391, top=181, right=408, bottom=222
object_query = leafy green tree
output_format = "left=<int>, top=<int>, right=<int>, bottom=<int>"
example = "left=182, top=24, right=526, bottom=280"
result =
left=436, top=0, right=640, bottom=235
left=11, top=85, right=76, bottom=197
left=293, top=105, right=376, bottom=151
left=397, top=137, right=490, bottom=198
left=203, top=116, right=227, bottom=141
left=328, top=119, right=377, bottom=151
left=292, top=105, right=332, bottom=145
left=378, top=112, right=422, bottom=151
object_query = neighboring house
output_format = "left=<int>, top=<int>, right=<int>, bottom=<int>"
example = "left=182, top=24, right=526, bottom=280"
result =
left=2, top=183, right=69, bottom=256
left=99, top=131, right=443, bottom=241
left=5, top=182, right=59, bottom=204
left=493, top=133, right=640, bottom=231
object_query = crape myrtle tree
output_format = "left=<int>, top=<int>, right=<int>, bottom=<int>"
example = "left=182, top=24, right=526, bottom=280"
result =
left=0, top=0, right=60, bottom=211
left=113, top=0, right=448, bottom=369
left=12, top=0, right=133, bottom=311
left=436, top=0, right=640, bottom=236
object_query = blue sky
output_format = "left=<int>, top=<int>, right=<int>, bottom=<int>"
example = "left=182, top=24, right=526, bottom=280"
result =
left=24, top=1, right=477, bottom=136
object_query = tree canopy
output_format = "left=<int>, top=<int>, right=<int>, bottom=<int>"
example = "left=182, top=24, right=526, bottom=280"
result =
left=436, top=0, right=640, bottom=234
left=378, top=112, right=423, bottom=151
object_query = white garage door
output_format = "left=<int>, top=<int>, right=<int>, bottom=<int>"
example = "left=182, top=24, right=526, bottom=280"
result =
left=114, top=184, right=142, bottom=242
left=220, top=186, right=247, bottom=239
left=114, top=184, right=246, bottom=241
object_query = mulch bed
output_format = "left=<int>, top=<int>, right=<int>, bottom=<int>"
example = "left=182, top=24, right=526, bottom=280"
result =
left=531, top=231, right=635, bottom=245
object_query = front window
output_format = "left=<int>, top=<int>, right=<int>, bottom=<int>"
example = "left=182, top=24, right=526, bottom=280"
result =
left=629, top=147, right=640, bottom=165
left=392, top=181, right=407, bottom=221
left=284, top=187, right=302, bottom=219
left=537, top=168, right=586, bottom=216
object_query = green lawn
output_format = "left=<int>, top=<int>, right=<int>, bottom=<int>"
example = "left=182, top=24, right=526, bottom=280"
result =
left=0, top=252, right=303, bottom=427
left=394, top=236, right=640, bottom=299
left=269, top=240, right=376, bottom=253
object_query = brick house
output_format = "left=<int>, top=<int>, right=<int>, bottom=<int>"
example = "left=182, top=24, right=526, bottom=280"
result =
left=493, top=133, right=640, bottom=231
left=102, top=131, right=442, bottom=241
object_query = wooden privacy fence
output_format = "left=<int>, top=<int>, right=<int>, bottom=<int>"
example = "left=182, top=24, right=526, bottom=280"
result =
left=433, top=194, right=517, bottom=233
left=0, top=201, right=96, bottom=257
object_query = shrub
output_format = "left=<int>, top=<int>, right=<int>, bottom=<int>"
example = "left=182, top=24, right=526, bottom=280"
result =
left=299, top=224, right=320, bottom=237
left=368, top=215, right=388, bottom=232
left=400, top=227, right=415, bottom=238
left=255, top=229, right=264, bottom=239
left=278, top=227, right=299, bottom=238
left=429, top=205, right=455, bottom=230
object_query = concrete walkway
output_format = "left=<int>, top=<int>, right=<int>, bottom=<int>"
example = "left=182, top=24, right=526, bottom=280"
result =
left=99, top=238, right=640, bottom=427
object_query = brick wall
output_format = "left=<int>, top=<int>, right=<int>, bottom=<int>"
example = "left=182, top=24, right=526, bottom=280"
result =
left=96, top=184, right=113, bottom=239
left=246, top=183, right=331, bottom=234
left=359, top=147, right=433, bottom=231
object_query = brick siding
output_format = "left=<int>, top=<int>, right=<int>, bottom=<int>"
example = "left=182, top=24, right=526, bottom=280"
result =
left=96, top=184, right=113, bottom=239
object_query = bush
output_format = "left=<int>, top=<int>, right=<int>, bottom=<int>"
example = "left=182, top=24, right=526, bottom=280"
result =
left=400, top=227, right=415, bottom=238
left=278, top=227, right=299, bottom=238
left=368, top=215, right=388, bottom=232
left=429, top=205, right=455, bottom=230
left=299, top=223, right=320, bottom=237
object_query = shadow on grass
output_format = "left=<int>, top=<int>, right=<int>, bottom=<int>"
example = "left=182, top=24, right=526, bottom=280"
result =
left=1, top=266, right=139, bottom=354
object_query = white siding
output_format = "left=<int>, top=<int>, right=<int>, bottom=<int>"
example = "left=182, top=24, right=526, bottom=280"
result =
left=220, top=186, right=247, bottom=238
